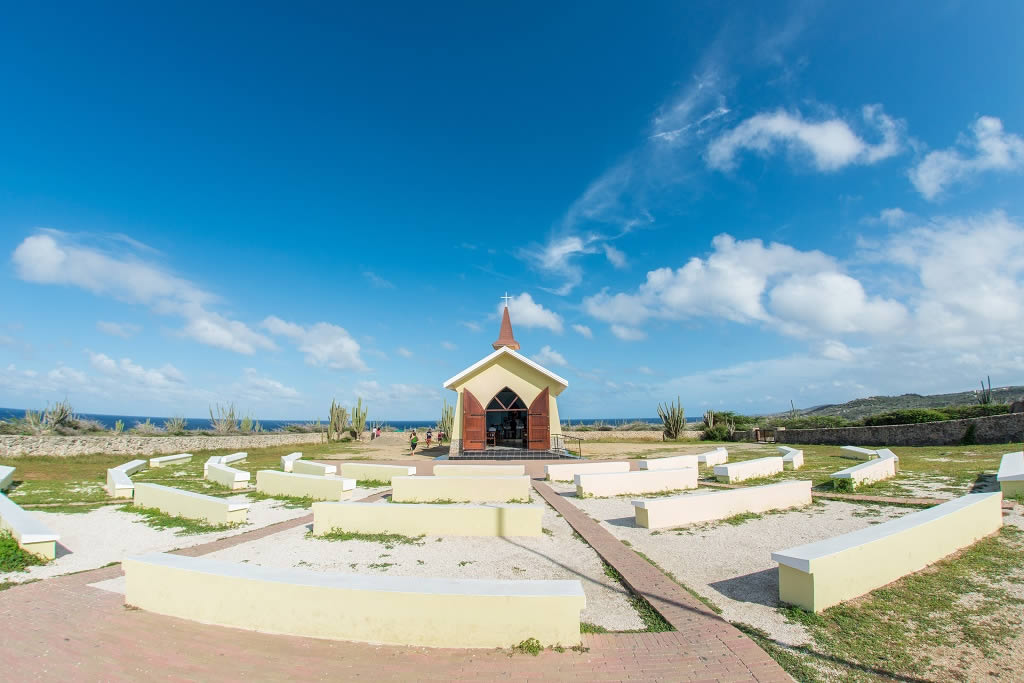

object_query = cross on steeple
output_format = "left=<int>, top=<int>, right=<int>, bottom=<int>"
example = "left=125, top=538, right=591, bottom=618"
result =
left=501, top=292, right=512, bottom=308
left=493, top=293, right=520, bottom=351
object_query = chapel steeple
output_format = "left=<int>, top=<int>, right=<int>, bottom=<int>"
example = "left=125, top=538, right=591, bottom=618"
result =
left=492, top=293, right=520, bottom=351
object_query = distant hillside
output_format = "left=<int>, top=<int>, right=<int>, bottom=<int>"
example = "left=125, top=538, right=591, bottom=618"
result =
left=795, top=385, right=1024, bottom=421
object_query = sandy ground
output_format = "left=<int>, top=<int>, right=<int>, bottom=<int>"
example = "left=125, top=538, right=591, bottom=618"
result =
left=192, top=494, right=645, bottom=631
left=546, top=480, right=919, bottom=646
left=0, top=487, right=385, bottom=586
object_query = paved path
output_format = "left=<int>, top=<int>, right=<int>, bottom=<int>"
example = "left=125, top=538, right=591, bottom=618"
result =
left=0, top=467, right=793, bottom=681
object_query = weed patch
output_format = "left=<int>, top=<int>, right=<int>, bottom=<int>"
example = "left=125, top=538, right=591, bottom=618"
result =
left=119, top=504, right=242, bottom=535
left=0, top=531, right=49, bottom=572
left=315, top=529, right=425, bottom=547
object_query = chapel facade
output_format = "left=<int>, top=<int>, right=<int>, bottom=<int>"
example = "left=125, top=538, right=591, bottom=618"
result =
left=443, top=304, right=568, bottom=458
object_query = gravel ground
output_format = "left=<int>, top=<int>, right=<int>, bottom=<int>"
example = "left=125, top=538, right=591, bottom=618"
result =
left=0, top=487, right=386, bottom=586
left=546, top=481, right=915, bottom=646
left=199, top=494, right=645, bottom=631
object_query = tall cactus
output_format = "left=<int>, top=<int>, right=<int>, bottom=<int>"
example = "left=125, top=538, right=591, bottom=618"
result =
left=438, top=399, right=455, bottom=444
left=328, top=399, right=349, bottom=442
left=351, top=397, right=368, bottom=440
left=657, top=397, right=685, bottom=440
left=703, top=410, right=715, bottom=429
left=977, top=376, right=993, bottom=405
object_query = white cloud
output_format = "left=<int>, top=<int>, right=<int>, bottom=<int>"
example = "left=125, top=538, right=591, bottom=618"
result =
left=611, top=325, right=646, bottom=341
left=12, top=231, right=273, bottom=355
left=819, top=340, right=856, bottom=362
left=262, top=316, right=366, bottom=371
left=363, top=271, right=395, bottom=289
left=96, top=321, right=142, bottom=338
left=441, top=341, right=457, bottom=351
left=88, top=351, right=186, bottom=389
left=532, top=345, right=568, bottom=367
left=397, top=347, right=414, bottom=358
left=235, top=368, right=301, bottom=402
left=637, top=365, right=654, bottom=375
left=459, top=321, right=482, bottom=332
left=603, top=244, right=627, bottom=269
left=500, top=293, right=563, bottom=333
left=872, top=208, right=909, bottom=227
left=571, top=324, right=593, bottom=339
left=909, top=116, right=1024, bottom=200
left=707, top=104, right=904, bottom=172
left=768, top=272, right=907, bottom=335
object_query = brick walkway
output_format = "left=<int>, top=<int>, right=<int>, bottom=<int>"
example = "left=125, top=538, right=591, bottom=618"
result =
left=0, top=466, right=793, bottom=682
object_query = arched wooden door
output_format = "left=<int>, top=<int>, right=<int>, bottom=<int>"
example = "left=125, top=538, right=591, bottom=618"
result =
left=527, top=387, right=550, bottom=451
left=462, top=389, right=485, bottom=451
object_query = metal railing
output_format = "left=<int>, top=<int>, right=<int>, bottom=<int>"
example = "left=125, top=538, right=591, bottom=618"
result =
left=551, top=433, right=583, bottom=458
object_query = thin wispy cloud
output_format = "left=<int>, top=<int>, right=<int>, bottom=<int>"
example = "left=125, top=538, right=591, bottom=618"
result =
left=363, top=271, right=395, bottom=289
left=909, top=116, right=1024, bottom=200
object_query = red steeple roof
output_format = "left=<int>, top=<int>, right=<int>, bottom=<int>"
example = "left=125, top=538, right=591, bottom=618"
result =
left=492, top=306, right=520, bottom=350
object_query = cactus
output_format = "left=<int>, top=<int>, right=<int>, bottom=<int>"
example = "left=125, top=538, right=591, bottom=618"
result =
left=209, top=403, right=239, bottom=433
left=351, top=398, right=368, bottom=440
left=114, top=419, right=125, bottom=434
left=43, top=399, right=74, bottom=430
left=163, top=416, right=187, bottom=434
left=328, top=399, right=349, bottom=442
left=977, top=376, right=993, bottom=405
left=438, top=399, right=455, bottom=444
left=703, top=410, right=715, bottom=429
left=657, top=397, right=685, bottom=440
left=240, top=415, right=254, bottom=433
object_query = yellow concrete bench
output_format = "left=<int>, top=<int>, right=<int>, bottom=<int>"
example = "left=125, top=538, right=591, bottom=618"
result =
left=637, top=454, right=697, bottom=471
left=312, top=501, right=544, bottom=537
left=433, top=464, right=525, bottom=477
left=713, top=457, right=783, bottom=483
left=391, top=475, right=531, bottom=503
left=292, top=460, right=337, bottom=476
left=133, top=483, right=248, bottom=525
left=221, top=452, right=247, bottom=465
left=830, top=453, right=897, bottom=490
left=149, top=453, right=193, bottom=468
left=206, top=463, right=251, bottom=490
left=281, top=452, right=303, bottom=472
left=777, top=446, right=804, bottom=470
left=633, top=480, right=812, bottom=529
left=106, top=459, right=147, bottom=498
left=997, top=451, right=1024, bottom=497
left=0, top=465, right=15, bottom=491
left=256, top=470, right=355, bottom=501
left=576, top=468, right=697, bottom=498
left=772, top=492, right=1003, bottom=612
left=0, top=493, right=60, bottom=559
left=545, top=461, right=629, bottom=482
left=339, top=463, right=416, bottom=482
left=123, top=553, right=586, bottom=648
left=697, top=447, right=728, bottom=467
left=839, top=446, right=878, bottom=460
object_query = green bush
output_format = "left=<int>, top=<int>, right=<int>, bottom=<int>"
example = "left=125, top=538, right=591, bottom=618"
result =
left=766, top=415, right=853, bottom=429
left=863, top=404, right=1010, bottom=426
left=702, top=424, right=732, bottom=441
left=0, top=530, right=48, bottom=572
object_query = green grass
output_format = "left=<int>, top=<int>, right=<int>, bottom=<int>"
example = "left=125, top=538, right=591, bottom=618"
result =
left=353, top=479, right=393, bottom=488
left=245, top=491, right=318, bottom=508
left=511, top=637, right=543, bottom=656
left=721, top=511, right=764, bottom=526
left=600, top=561, right=675, bottom=632
left=779, top=525, right=1024, bottom=681
left=733, top=623, right=825, bottom=683
left=367, top=562, right=394, bottom=571
left=580, top=621, right=609, bottom=634
left=119, top=504, right=243, bottom=535
left=0, top=530, right=49, bottom=572
left=315, top=529, right=425, bottom=547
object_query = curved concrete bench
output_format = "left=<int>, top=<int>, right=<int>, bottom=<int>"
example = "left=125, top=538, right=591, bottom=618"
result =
left=576, top=468, right=697, bottom=498
left=698, top=447, right=728, bottom=467
left=281, top=452, right=303, bottom=472
left=207, top=463, right=251, bottom=490
left=633, top=481, right=812, bottom=529
left=713, top=457, right=783, bottom=483
left=292, top=460, right=337, bottom=476
left=433, top=464, right=525, bottom=477
left=391, top=475, right=531, bottom=503
left=777, top=446, right=804, bottom=471
left=221, top=452, right=247, bottom=465
left=0, top=493, right=60, bottom=559
left=256, top=470, right=355, bottom=501
left=204, top=456, right=223, bottom=476
left=997, top=451, right=1023, bottom=497
left=313, top=501, right=544, bottom=537
left=106, top=459, right=148, bottom=498
left=133, top=483, right=248, bottom=524
left=637, top=454, right=697, bottom=471
left=149, top=453, right=192, bottom=468
left=830, top=453, right=897, bottom=490
left=840, top=446, right=878, bottom=461
left=545, top=461, right=629, bottom=482
left=0, top=465, right=16, bottom=491
left=123, top=553, right=586, bottom=647
left=340, top=463, right=417, bottom=482
left=772, top=492, right=1003, bottom=612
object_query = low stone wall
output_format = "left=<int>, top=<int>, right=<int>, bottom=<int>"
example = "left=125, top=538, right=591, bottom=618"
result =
left=562, top=429, right=702, bottom=441
left=775, top=412, right=1024, bottom=447
left=0, top=432, right=327, bottom=457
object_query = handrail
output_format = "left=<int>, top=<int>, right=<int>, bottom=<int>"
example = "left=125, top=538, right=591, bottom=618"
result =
left=551, top=433, right=583, bottom=458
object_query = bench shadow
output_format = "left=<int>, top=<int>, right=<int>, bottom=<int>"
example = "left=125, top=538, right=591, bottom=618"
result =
left=707, top=568, right=779, bottom=608
left=969, top=473, right=999, bottom=493
left=603, top=516, right=637, bottom=528
left=55, top=541, right=73, bottom=559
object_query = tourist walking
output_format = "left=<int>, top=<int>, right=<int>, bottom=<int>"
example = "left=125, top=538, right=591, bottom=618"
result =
left=410, top=431, right=418, bottom=455
left=425, top=428, right=433, bottom=448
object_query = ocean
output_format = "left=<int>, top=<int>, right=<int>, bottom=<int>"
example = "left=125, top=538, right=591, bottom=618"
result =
left=0, top=408, right=673, bottom=431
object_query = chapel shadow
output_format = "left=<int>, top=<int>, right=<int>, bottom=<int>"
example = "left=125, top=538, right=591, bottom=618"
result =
left=708, top=567, right=779, bottom=607
left=969, top=473, right=999, bottom=493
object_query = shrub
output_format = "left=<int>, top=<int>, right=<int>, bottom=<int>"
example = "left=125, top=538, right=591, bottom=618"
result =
left=210, top=403, right=239, bottom=433
left=862, top=409, right=950, bottom=426
left=702, top=424, right=732, bottom=441
left=163, top=416, right=188, bottom=434
left=132, top=418, right=163, bottom=435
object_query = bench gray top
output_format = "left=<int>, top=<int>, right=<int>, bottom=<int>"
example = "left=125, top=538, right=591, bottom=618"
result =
left=114, top=459, right=147, bottom=474
left=777, top=446, right=802, bottom=456
left=998, top=451, right=1024, bottom=482
left=126, top=552, right=586, bottom=598
left=281, top=452, right=303, bottom=460
left=0, top=493, right=60, bottom=543
left=832, top=454, right=896, bottom=478
left=316, top=501, right=543, bottom=511
left=771, top=492, right=1000, bottom=572
left=133, top=483, right=249, bottom=511
left=714, top=456, right=782, bottom=471
left=208, top=463, right=250, bottom=479
left=260, top=470, right=356, bottom=489
left=221, top=452, right=247, bottom=464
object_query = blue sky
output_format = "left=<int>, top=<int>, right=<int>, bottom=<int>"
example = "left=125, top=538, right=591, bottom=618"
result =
left=2, top=2, right=1023, bottom=421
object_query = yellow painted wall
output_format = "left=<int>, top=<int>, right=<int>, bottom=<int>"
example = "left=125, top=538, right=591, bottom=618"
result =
left=312, top=501, right=543, bottom=536
left=256, top=470, right=353, bottom=501
left=391, top=475, right=531, bottom=503
left=339, top=463, right=416, bottom=483
left=124, top=553, right=586, bottom=648
left=434, top=464, right=525, bottom=477
left=1002, top=480, right=1024, bottom=497
left=133, top=483, right=248, bottom=525
left=576, top=468, right=697, bottom=498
